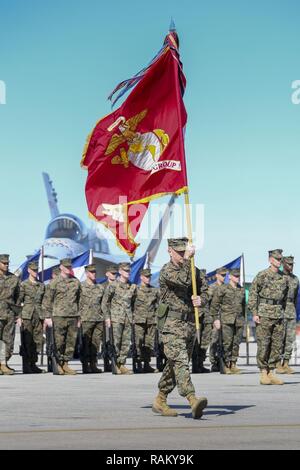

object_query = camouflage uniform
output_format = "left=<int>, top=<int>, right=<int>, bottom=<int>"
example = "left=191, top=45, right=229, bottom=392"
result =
left=102, top=279, right=137, bottom=367
left=79, top=279, right=105, bottom=367
left=208, top=282, right=222, bottom=367
left=192, top=269, right=212, bottom=372
left=134, top=282, right=160, bottom=364
left=158, top=256, right=208, bottom=398
left=43, top=271, right=81, bottom=364
left=210, top=282, right=245, bottom=366
left=282, top=264, right=299, bottom=362
left=0, top=261, right=20, bottom=362
left=248, top=265, right=288, bottom=371
left=19, top=278, right=45, bottom=364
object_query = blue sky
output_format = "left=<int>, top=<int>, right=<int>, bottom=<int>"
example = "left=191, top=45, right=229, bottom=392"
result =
left=0, top=0, right=300, bottom=279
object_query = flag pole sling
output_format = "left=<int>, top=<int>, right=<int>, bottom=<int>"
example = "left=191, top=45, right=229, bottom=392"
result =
left=184, top=192, right=200, bottom=344
left=243, top=253, right=250, bottom=365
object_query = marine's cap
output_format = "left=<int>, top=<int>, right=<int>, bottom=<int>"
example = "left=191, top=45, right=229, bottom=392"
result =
left=283, top=256, right=294, bottom=265
left=0, top=254, right=9, bottom=263
left=200, top=269, right=207, bottom=275
left=268, top=249, right=283, bottom=260
left=216, top=267, right=227, bottom=276
left=168, top=237, right=189, bottom=251
left=140, top=268, right=151, bottom=277
left=60, top=258, right=73, bottom=268
left=85, top=264, right=97, bottom=272
left=229, top=268, right=240, bottom=277
left=52, top=266, right=61, bottom=275
left=119, top=262, right=131, bottom=272
left=28, top=261, right=39, bottom=272
left=106, top=264, right=118, bottom=274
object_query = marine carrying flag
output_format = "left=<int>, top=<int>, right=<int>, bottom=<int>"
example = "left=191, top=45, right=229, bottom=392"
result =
left=81, top=27, right=188, bottom=255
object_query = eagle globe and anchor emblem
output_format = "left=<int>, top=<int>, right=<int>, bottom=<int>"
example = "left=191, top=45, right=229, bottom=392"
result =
left=105, top=109, right=181, bottom=174
left=102, top=109, right=181, bottom=223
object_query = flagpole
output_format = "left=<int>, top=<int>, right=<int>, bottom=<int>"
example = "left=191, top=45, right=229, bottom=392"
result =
left=184, top=192, right=200, bottom=343
left=242, top=253, right=250, bottom=365
left=40, top=246, right=45, bottom=367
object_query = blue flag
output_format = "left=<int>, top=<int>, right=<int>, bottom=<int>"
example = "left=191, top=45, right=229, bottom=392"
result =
left=130, top=254, right=147, bottom=284
left=42, top=250, right=91, bottom=282
left=16, top=250, right=41, bottom=281
left=206, top=255, right=243, bottom=285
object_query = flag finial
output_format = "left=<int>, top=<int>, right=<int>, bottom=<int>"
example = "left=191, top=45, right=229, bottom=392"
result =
left=169, top=18, right=176, bottom=32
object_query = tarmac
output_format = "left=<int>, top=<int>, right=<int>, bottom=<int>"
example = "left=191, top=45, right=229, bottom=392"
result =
left=1, top=341, right=300, bottom=450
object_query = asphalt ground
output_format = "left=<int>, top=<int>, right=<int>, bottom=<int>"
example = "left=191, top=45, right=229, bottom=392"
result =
left=1, top=341, right=300, bottom=450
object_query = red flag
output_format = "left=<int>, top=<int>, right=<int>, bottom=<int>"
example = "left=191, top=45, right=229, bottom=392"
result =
left=82, top=31, right=187, bottom=255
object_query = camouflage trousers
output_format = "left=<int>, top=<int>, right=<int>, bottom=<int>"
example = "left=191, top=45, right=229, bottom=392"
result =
left=256, top=317, right=284, bottom=370
left=158, top=322, right=195, bottom=398
left=135, top=322, right=156, bottom=362
left=112, top=317, right=131, bottom=366
left=0, top=313, right=16, bottom=361
left=282, top=318, right=296, bottom=361
left=209, top=326, right=220, bottom=366
left=22, top=311, right=43, bottom=363
left=81, top=321, right=103, bottom=363
left=53, top=317, right=78, bottom=363
left=222, top=322, right=244, bottom=365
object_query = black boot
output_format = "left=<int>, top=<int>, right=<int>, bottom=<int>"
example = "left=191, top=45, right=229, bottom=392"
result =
left=90, top=361, right=102, bottom=374
left=143, top=362, right=158, bottom=373
left=31, top=363, right=45, bottom=374
left=82, top=361, right=92, bottom=374
left=135, top=360, right=144, bottom=373
left=23, top=361, right=33, bottom=374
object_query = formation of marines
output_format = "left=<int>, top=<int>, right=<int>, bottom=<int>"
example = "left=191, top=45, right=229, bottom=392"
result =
left=0, top=243, right=299, bottom=416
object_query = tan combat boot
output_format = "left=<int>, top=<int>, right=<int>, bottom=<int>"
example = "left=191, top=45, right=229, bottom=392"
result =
left=224, top=364, right=232, bottom=375
left=0, top=362, right=14, bottom=375
left=260, top=369, right=272, bottom=385
left=275, top=361, right=285, bottom=374
left=186, top=394, right=208, bottom=419
left=282, top=361, right=295, bottom=374
left=152, top=391, right=178, bottom=417
left=62, top=362, right=77, bottom=375
left=119, top=365, right=133, bottom=375
left=230, top=363, right=242, bottom=374
left=268, top=370, right=284, bottom=385
left=56, top=364, right=65, bottom=375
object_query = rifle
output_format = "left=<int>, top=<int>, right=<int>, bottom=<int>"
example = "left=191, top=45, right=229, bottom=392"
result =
left=191, top=335, right=202, bottom=373
left=19, top=323, right=32, bottom=374
left=103, top=323, right=119, bottom=375
left=45, top=326, right=60, bottom=375
left=218, top=323, right=226, bottom=375
left=130, top=319, right=139, bottom=374
left=102, top=323, right=111, bottom=372
left=73, top=325, right=83, bottom=360
left=154, top=329, right=166, bottom=372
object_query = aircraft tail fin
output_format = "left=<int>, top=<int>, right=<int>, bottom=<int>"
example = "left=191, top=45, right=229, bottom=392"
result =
left=42, top=172, right=60, bottom=219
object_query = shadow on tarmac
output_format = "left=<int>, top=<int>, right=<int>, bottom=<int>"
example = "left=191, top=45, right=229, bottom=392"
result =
left=143, top=404, right=255, bottom=419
